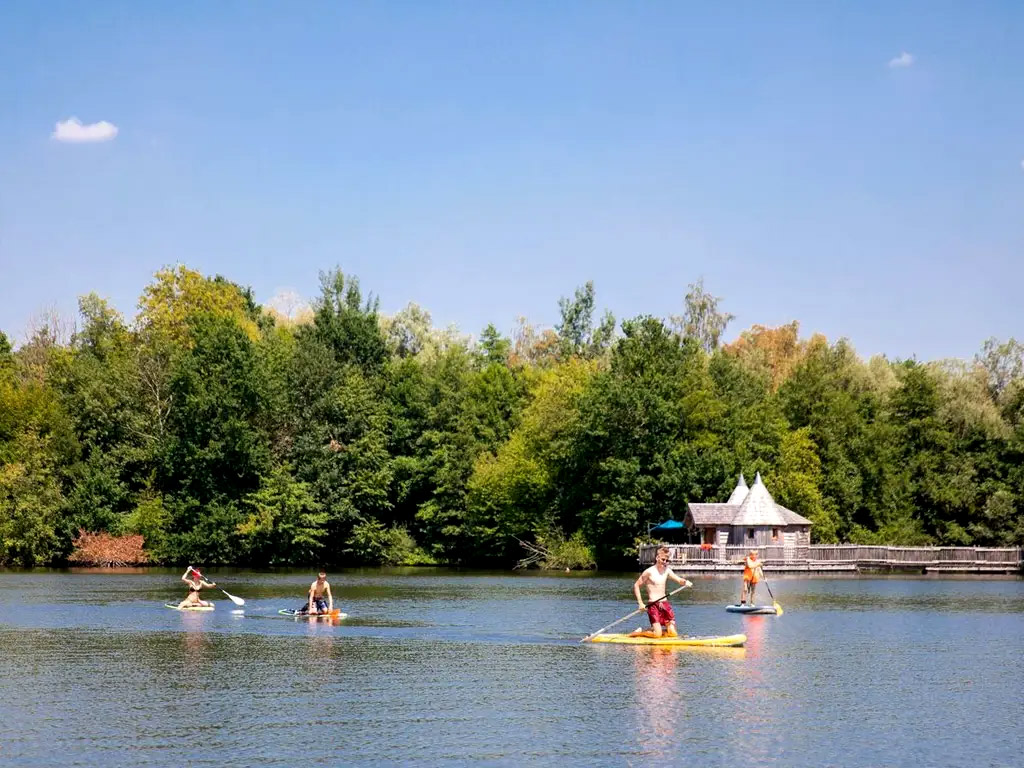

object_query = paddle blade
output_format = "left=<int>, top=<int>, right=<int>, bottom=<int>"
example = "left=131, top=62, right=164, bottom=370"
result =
left=773, top=601, right=783, bottom=616
left=223, top=590, right=245, bottom=606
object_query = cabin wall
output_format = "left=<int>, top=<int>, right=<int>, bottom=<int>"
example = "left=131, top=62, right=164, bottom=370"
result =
left=726, top=525, right=808, bottom=547
left=692, top=524, right=812, bottom=548
left=729, top=526, right=772, bottom=547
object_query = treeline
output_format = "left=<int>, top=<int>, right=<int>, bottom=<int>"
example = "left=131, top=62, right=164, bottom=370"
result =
left=1, top=266, right=1022, bottom=568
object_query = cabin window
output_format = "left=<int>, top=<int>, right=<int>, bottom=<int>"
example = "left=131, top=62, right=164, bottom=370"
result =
left=747, top=528, right=755, bottom=540
left=705, top=527, right=716, bottom=544
left=772, top=528, right=779, bottom=542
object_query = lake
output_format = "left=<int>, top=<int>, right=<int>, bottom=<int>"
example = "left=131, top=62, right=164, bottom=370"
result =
left=0, top=568, right=1021, bottom=767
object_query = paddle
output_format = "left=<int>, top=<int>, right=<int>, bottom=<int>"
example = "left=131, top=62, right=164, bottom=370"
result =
left=760, top=576, right=783, bottom=616
left=581, top=583, right=690, bottom=643
left=186, top=567, right=245, bottom=606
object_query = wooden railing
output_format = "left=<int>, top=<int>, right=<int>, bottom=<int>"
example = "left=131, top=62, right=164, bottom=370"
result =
left=637, top=544, right=1023, bottom=571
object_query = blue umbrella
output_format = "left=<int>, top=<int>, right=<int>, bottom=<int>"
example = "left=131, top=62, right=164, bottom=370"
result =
left=650, top=519, right=685, bottom=534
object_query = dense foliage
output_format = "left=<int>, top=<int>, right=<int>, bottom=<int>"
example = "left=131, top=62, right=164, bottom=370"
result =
left=1, top=267, right=1022, bottom=568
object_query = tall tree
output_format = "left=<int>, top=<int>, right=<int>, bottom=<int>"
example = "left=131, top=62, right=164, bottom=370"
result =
left=670, top=278, right=735, bottom=354
left=567, top=317, right=726, bottom=564
left=556, top=281, right=615, bottom=360
left=307, top=268, right=388, bottom=372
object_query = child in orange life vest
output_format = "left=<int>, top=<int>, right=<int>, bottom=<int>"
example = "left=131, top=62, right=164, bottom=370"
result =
left=630, top=546, right=691, bottom=638
left=740, top=550, right=763, bottom=606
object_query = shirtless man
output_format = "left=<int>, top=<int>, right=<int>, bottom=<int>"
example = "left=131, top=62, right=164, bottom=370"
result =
left=298, top=571, right=334, bottom=615
left=631, top=546, right=691, bottom=638
left=177, top=566, right=216, bottom=609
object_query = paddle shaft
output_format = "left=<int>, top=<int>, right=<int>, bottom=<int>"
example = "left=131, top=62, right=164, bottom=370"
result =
left=581, top=583, right=690, bottom=642
left=759, top=574, right=783, bottom=615
left=186, top=568, right=243, bottom=605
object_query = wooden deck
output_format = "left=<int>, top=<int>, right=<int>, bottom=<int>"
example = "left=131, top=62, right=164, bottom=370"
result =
left=639, top=544, right=1023, bottom=574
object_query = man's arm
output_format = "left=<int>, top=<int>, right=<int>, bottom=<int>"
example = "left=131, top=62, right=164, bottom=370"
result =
left=308, top=582, right=316, bottom=611
left=325, top=583, right=333, bottom=611
left=667, top=569, right=692, bottom=588
left=633, top=574, right=647, bottom=609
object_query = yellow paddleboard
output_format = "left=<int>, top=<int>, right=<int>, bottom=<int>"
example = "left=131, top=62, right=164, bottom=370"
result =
left=588, top=633, right=746, bottom=647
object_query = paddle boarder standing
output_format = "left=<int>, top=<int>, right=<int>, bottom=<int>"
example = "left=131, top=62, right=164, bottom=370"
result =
left=632, top=546, right=691, bottom=638
left=298, top=571, right=334, bottom=615
left=177, top=566, right=216, bottom=609
left=740, top=550, right=763, bottom=606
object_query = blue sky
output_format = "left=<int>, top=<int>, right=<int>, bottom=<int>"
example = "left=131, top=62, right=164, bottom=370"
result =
left=1, top=1, right=1021, bottom=361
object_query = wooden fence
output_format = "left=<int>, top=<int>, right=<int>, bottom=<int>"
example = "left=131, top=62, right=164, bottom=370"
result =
left=638, top=543, right=1023, bottom=573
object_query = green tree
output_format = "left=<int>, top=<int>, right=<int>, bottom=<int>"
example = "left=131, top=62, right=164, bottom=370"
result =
left=465, top=359, right=597, bottom=559
left=306, top=268, right=388, bottom=372
left=237, top=464, right=327, bottom=565
left=766, top=428, right=838, bottom=542
left=413, top=346, right=528, bottom=563
left=566, top=317, right=726, bottom=564
left=0, top=433, right=64, bottom=566
left=477, top=324, right=511, bottom=366
left=137, top=265, right=262, bottom=349
left=556, top=281, right=615, bottom=360
left=288, top=330, right=393, bottom=557
left=778, top=338, right=889, bottom=540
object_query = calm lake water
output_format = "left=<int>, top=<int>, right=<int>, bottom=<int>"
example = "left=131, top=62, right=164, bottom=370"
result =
left=0, top=568, right=1021, bottom=767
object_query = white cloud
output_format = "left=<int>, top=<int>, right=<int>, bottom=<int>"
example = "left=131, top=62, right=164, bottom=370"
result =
left=51, top=117, right=119, bottom=143
left=888, top=51, right=915, bottom=69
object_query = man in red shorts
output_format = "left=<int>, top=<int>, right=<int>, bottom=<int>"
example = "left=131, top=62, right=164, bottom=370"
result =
left=631, top=546, right=691, bottom=638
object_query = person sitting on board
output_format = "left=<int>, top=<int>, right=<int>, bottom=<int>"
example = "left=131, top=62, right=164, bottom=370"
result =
left=630, top=546, right=692, bottom=638
left=740, top=550, right=763, bottom=606
left=177, top=566, right=216, bottom=609
left=297, top=571, right=334, bottom=615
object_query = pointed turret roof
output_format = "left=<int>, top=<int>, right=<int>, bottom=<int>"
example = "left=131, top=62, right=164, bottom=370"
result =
left=685, top=472, right=814, bottom=528
left=733, top=472, right=787, bottom=526
left=726, top=473, right=749, bottom=505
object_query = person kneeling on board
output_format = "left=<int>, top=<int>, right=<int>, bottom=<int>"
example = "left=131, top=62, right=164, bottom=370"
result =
left=631, top=546, right=691, bottom=638
left=177, top=566, right=216, bottom=609
left=296, top=571, right=334, bottom=615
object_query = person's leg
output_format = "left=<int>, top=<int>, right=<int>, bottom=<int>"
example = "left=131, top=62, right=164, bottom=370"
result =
left=665, top=621, right=678, bottom=638
left=632, top=606, right=658, bottom=636
left=749, top=583, right=757, bottom=606
left=740, top=581, right=748, bottom=605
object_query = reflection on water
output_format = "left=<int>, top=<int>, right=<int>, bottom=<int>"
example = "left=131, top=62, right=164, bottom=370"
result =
left=0, top=570, right=1021, bottom=767
left=632, top=648, right=681, bottom=760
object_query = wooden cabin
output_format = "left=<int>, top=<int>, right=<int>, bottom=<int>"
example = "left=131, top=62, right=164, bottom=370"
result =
left=684, top=472, right=812, bottom=548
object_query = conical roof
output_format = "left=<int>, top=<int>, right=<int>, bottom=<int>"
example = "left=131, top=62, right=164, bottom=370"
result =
left=726, top=473, right=749, bottom=505
left=733, top=472, right=787, bottom=526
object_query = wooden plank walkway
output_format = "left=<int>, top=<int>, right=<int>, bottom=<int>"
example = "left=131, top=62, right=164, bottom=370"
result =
left=639, top=544, right=1023, bottom=574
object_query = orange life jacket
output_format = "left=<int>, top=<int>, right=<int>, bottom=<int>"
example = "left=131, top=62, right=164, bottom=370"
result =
left=743, top=555, right=760, bottom=582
